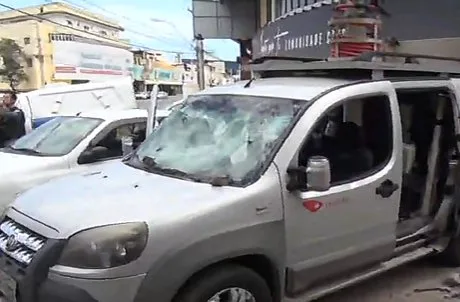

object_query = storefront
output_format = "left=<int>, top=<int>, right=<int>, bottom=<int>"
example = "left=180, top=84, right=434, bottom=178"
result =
left=253, top=0, right=460, bottom=59
left=132, top=61, right=183, bottom=95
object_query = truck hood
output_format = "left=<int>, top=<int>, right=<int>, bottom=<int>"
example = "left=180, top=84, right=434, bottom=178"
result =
left=0, top=151, right=64, bottom=212
left=0, top=150, right=60, bottom=175
left=12, top=161, right=241, bottom=238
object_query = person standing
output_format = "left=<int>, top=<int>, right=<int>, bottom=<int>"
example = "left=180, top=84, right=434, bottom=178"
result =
left=0, top=93, right=26, bottom=146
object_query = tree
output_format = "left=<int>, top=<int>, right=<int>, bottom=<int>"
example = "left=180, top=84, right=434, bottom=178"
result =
left=0, top=38, right=28, bottom=91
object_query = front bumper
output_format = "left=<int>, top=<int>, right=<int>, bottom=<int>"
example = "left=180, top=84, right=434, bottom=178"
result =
left=38, top=272, right=146, bottom=302
left=36, top=278, right=97, bottom=302
left=0, top=235, right=145, bottom=302
left=1, top=256, right=145, bottom=302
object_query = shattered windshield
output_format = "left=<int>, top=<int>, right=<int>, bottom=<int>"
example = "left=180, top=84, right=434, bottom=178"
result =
left=6, top=116, right=102, bottom=156
left=132, top=94, right=304, bottom=186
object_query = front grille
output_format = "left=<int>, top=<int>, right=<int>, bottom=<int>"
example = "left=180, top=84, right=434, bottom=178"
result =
left=0, top=217, right=47, bottom=266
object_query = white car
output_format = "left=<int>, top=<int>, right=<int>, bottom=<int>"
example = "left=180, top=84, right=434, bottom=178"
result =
left=0, top=108, right=168, bottom=209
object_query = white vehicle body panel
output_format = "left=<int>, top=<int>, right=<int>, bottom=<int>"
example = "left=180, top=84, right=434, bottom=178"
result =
left=0, top=109, right=153, bottom=210
left=15, top=77, right=136, bottom=133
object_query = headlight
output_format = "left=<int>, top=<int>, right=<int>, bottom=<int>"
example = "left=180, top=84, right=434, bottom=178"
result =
left=57, top=222, right=148, bottom=269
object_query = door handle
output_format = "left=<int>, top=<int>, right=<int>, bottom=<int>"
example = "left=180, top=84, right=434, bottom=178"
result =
left=376, top=179, right=399, bottom=198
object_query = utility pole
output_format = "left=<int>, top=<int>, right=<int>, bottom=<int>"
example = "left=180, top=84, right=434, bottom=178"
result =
left=195, top=34, right=205, bottom=90
left=35, top=21, right=46, bottom=87
left=146, top=84, right=159, bottom=137
left=175, top=53, right=182, bottom=64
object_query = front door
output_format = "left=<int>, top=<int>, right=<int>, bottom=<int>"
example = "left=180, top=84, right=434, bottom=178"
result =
left=70, top=118, right=147, bottom=173
left=277, top=81, right=402, bottom=295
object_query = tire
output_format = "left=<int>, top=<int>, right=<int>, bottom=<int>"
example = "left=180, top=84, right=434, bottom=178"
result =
left=174, top=264, right=273, bottom=302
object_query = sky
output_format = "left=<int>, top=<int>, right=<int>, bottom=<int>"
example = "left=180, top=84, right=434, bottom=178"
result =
left=1, top=0, right=240, bottom=61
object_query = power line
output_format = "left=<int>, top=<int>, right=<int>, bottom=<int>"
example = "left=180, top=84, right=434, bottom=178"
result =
left=0, top=2, right=194, bottom=54
left=53, top=0, right=214, bottom=57
left=72, top=0, right=190, bottom=43
left=65, top=0, right=212, bottom=57
left=63, top=0, right=193, bottom=50
left=66, top=0, right=217, bottom=57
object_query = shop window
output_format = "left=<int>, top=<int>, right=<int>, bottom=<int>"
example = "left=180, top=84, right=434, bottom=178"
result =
left=274, top=0, right=281, bottom=17
left=23, top=37, right=30, bottom=45
left=267, top=0, right=273, bottom=21
left=279, top=0, right=285, bottom=15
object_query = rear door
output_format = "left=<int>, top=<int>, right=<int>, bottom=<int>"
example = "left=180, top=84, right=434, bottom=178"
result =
left=448, top=79, right=460, bottom=145
left=276, top=81, right=403, bottom=295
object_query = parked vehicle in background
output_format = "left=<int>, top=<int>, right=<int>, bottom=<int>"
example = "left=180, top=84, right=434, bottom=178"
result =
left=4, top=53, right=460, bottom=302
left=0, top=108, right=171, bottom=211
left=135, top=91, right=150, bottom=100
left=16, top=77, right=137, bottom=133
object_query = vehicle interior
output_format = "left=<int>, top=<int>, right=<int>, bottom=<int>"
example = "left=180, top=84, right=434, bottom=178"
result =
left=298, top=94, right=393, bottom=186
left=84, top=122, right=147, bottom=162
left=298, top=88, right=459, bottom=241
left=396, top=89, right=458, bottom=239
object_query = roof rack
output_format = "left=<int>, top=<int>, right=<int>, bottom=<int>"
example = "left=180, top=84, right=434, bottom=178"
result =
left=251, top=52, right=460, bottom=80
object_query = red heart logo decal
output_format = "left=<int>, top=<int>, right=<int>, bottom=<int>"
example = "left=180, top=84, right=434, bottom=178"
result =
left=303, top=200, right=323, bottom=212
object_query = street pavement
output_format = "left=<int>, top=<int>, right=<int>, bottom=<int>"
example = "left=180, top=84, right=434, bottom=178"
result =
left=318, top=259, right=460, bottom=301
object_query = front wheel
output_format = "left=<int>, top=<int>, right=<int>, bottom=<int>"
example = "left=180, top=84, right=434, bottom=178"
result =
left=174, top=264, right=272, bottom=302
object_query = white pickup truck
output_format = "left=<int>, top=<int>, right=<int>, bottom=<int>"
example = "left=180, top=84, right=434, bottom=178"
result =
left=4, top=52, right=460, bottom=302
left=0, top=108, right=170, bottom=210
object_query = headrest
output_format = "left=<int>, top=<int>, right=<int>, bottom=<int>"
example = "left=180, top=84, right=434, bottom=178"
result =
left=336, top=122, right=363, bottom=148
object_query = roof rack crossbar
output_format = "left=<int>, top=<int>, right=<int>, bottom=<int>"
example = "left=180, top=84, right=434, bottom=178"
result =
left=250, top=56, right=324, bottom=65
left=355, top=51, right=460, bottom=64
left=251, top=51, right=460, bottom=79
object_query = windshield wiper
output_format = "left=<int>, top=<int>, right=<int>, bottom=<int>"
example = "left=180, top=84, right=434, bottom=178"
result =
left=209, top=175, right=232, bottom=186
left=8, top=146, right=41, bottom=154
left=125, top=154, right=203, bottom=183
left=125, top=154, right=234, bottom=185
left=141, top=156, right=204, bottom=182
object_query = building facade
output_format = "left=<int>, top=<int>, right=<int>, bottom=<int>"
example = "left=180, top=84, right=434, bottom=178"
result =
left=192, top=0, right=460, bottom=79
left=0, top=2, right=132, bottom=91
left=132, top=50, right=183, bottom=96
left=181, top=54, right=236, bottom=95
left=0, top=20, right=55, bottom=91
left=253, top=0, right=460, bottom=59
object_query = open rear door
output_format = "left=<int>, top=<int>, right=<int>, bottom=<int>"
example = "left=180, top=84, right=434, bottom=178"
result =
left=448, top=79, right=460, bottom=149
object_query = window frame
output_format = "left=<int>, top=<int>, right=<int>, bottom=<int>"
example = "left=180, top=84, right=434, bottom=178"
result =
left=8, top=116, right=104, bottom=157
left=78, top=118, right=147, bottom=164
left=298, top=93, right=395, bottom=188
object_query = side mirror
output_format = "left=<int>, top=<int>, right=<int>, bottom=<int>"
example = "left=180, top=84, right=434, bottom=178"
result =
left=78, top=146, right=109, bottom=164
left=306, top=156, right=331, bottom=191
